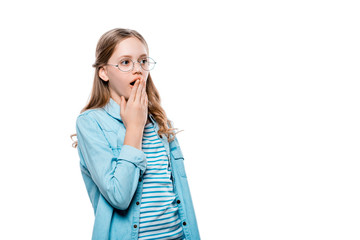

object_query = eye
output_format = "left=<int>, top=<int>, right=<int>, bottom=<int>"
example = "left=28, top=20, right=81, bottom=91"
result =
left=139, top=58, right=148, bottom=64
left=120, top=58, right=131, bottom=65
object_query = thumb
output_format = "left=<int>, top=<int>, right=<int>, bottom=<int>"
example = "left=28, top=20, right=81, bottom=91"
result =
left=120, top=96, right=125, bottom=112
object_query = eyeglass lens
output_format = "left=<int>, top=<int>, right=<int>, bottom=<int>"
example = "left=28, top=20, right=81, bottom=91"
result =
left=118, top=57, right=155, bottom=71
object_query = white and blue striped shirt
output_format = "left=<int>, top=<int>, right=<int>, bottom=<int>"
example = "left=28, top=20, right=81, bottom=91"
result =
left=138, top=122, right=185, bottom=240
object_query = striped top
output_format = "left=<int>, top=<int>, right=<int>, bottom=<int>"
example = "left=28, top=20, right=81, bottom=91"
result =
left=138, top=122, right=185, bottom=240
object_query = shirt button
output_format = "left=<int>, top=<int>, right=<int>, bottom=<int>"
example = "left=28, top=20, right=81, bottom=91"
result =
left=177, top=200, right=181, bottom=204
left=136, top=201, right=140, bottom=205
left=183, top=221, right=187, bottom=226
left=134, top=224, right=137, bottom=228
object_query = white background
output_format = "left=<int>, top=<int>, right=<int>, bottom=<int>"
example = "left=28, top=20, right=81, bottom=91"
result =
left=0, top=0, right=359, bottom=239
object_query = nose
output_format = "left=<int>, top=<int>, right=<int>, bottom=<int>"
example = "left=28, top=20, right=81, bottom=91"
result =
left=133, top=61, right=142, bottom=72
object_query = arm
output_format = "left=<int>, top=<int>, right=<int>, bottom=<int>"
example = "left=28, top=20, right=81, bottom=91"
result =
left=123, top=125, right=144, bottom=150
left=76, top=114, right=147, bottom=210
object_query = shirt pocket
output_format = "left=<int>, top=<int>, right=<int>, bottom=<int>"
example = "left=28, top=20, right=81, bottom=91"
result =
left=171, top=148, right=187, bottom=178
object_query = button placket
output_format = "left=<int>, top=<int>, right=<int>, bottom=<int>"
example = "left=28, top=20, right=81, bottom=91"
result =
left=132, top=175, right=143, bottom=234
left=167, top=154, right=172, bottom=170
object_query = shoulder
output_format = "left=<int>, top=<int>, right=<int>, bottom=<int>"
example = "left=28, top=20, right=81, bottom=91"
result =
left=76, top=109, right=102, bottom=126
left=76, top=109, right=103, bottom=132
left=77, top=108, right=107, bottom=120
left=78, top=105, right=121, bottom=121
left=76, top=108, right=120, bottom=132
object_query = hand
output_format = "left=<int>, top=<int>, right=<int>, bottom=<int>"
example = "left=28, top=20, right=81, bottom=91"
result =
left=119, top=78, right=148, bottom=130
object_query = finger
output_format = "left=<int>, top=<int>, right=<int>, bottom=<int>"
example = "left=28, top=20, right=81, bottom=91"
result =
left=120, top=96, right=126, bottom=116
left=142, top=90, right=147, bottom=106
left=129, top=79, right=140, bottom=102
left=141, top=80, right=146, bottom=103
left=145, top=95, right=148, bottom=115
left=135, top=79, right=144, bottom=103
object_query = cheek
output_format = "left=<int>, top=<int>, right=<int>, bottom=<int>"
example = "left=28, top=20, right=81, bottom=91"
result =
left=107, top=73, right=125, bottom=87
left=108, top=71, right=128, bottom=83
left=108, top=70, right=121, bottom=80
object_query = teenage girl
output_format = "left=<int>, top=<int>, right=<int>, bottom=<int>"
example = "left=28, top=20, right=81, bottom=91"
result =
left=71, top=28, right=200, bottom=240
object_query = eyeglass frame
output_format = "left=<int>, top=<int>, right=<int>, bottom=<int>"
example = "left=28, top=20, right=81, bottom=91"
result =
left=106, top=56, right=157, bottom=72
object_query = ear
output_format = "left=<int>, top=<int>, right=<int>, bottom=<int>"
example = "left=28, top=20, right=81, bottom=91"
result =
left=99, top=66, right=109, bottom=82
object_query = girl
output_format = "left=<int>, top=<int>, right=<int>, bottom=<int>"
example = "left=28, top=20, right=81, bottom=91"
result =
left=72, top=28, right=200, bottom=240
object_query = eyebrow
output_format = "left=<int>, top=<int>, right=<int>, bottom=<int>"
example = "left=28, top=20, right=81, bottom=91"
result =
left=117, top=54, right=148, bottom=60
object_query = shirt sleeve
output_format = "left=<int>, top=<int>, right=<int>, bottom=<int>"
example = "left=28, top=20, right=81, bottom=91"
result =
left=76, top=114, right=147, bottom=210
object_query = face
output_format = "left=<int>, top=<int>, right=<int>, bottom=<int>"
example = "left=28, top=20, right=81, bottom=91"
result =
left=99, top=37, right=149, bottom=103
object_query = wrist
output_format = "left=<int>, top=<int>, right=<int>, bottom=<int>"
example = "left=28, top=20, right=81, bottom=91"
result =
left=124, top=127, right=143, bottom=151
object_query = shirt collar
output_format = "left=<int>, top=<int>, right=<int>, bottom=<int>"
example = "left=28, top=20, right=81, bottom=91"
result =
left=103, top=97, right=156, bottom=125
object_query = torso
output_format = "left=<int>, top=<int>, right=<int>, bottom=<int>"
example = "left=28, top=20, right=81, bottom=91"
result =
left=138, top=122, right=184, bottom=239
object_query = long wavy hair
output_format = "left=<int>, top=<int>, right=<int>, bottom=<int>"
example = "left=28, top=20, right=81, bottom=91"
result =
left=71, top=28, right=182, bottom=148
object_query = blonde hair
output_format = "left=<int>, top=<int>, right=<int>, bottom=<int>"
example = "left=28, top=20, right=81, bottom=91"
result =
left=71, top=28, right=182, bottom=148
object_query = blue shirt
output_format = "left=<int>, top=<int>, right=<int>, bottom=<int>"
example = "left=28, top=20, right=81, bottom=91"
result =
left=75, top=98, right=200, bottom=240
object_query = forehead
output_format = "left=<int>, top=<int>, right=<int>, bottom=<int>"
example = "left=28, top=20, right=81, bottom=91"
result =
left=113, top=37, right=148, bottom=59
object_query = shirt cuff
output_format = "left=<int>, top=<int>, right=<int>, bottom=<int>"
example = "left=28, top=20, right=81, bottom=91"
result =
left=117, top=145, right=147, bottom=175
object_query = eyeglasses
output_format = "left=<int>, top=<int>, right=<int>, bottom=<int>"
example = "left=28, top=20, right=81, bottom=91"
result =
left=107, top=56, right=156, bottom=72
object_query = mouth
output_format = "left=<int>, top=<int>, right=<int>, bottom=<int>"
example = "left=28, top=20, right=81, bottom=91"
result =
left=130, top=77, right=142, bottom=86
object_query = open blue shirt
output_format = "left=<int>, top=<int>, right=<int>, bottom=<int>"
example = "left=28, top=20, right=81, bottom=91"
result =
left=75, top=98, right=201, bottom=240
